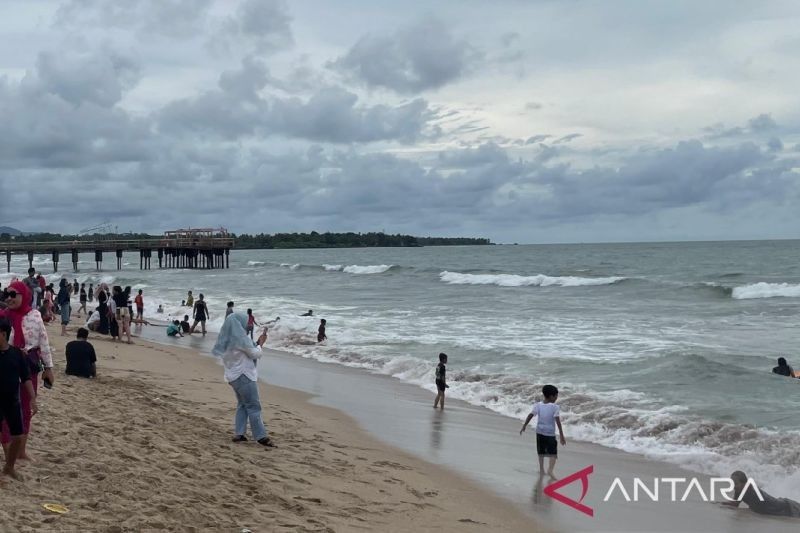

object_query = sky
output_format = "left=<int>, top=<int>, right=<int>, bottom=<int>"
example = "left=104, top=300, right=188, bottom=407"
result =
left=1, top=0, right=799, bottom=243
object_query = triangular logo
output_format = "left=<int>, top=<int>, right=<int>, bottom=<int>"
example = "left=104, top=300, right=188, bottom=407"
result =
left=543, top=465, right=594, bottom=517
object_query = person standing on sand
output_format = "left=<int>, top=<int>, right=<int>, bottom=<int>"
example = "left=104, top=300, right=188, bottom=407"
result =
left=317, top=319, right=327, bottom=343
left=520, top=384, right=566, bottom=478
left=433, top=352, right=449, bottom=409
left=56, top=277, right=71, bottom=336
left=191, top=294, right=210, bottom=335
left=134, top=289, right=144, bottom=320
left=0, top=318, right=37, bottom=481
left=213, top=313, right=275, bottom=448
left=77, top=283, right=87, bottom=317
left=0, top=281, right=54, bottom=463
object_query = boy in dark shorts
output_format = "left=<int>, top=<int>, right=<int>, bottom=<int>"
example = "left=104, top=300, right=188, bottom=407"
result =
left=520, top=384, right=566, bottom=477
left=0, top=318, right=37, bottom=480
left=433, top=352, right=448, bottom=409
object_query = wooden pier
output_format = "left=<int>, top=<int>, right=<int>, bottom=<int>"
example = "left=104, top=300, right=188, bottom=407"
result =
left=0, top=228, right=234, bottom=273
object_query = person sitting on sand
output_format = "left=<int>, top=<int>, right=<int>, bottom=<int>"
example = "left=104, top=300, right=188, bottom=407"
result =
left=65, top=327, right=97, bottom=378
left=0, top=318, right=37, bottom=480
left=180, top=315, right=191, bottom=334
left=722, top=471, right=800, bottom=517
left=300, top=309, right=313, bottom=317
left=317, top=318, right=327, bottom=343
left=772, top=357, right=796, bottom=377
left=167, top=320, right=183, bottom=338
left=212, top=313, right=275, bottom=448
left=85, top=309, right=101, bottom=332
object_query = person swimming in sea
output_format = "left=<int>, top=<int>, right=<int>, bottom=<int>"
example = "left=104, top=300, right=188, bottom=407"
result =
left=300, top=309, right=313, bottom=317
left=772, top=357, right=797, bottom=378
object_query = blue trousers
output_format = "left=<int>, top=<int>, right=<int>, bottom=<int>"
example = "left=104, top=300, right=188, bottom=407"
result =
left=230, top=375, right=267, bottom=440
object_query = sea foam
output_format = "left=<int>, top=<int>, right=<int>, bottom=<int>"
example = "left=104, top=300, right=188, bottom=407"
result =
left=439, top=271, right=625, bottom=287
left=731, top=282, right=800, bottom=299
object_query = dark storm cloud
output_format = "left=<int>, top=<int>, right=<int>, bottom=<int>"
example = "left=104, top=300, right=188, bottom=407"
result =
left=158, top=57, right=436, bottom=143
left=331, top=18, right=480, bottom=94
left=748, top=113, right=777, bottom=131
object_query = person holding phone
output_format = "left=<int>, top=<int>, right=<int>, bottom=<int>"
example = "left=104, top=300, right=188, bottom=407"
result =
left=212, top=313, right=275, bottom=448
left=0, top=280, right=53, bottom=461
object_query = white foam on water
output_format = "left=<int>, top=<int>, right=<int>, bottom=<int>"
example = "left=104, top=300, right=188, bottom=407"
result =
left=247, top=261, right=266, bottom=266
left=342, top=264, right=393, bottom=274
left=279, top=263, right=300, bottom=270
left=732, top=282, right=800, bottom=299
left=323, top=264, right=343, bottom=271
left=439, top=271, right=626, bottom=287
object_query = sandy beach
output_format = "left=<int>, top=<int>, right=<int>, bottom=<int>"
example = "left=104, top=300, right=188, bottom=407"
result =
left=0, top=324, right=536, bottom=532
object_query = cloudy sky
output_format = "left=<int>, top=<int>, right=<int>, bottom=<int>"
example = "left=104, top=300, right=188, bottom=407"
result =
left=1, top=0, right=799, bottom=243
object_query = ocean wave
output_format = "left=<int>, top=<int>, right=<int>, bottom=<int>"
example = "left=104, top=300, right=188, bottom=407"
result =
left=342, top=264, right=393, bottom=275
left=263, top=326, right=800, bottom=496
left=323, top=264, right=343, bottom=271
left=732, top=282, right=800, bottom=299
left=246, top=260, right=266, bottom=266
left=279, top=263, right=301, bottom=270
left=439, top=271, right=626, bottom=287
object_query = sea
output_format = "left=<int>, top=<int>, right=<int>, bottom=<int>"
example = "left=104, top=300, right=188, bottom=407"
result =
left=5, top=240, right=800, bottom=496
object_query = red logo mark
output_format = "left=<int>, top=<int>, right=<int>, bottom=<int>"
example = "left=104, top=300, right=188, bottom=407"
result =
left=543, top=465, right=594, bottom=517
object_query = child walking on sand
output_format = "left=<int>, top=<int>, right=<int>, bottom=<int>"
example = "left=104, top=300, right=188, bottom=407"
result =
left=433, top=352, right=449, bottom=409
left=520, top=384, right=566, bottom=477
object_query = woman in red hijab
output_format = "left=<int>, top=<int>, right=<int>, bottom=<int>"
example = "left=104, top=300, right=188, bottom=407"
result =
left=0, top=280, right=54, bottom=460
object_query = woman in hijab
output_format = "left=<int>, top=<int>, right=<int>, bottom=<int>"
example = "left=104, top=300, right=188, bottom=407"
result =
left=56, top=277, right=71, bottom=336
left=0, top=280, right=54, bottom=461
left=212, top=313, right=274, bottom=447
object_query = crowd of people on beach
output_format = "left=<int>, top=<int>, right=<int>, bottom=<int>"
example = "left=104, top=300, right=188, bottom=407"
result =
left=1, top=267, right=798, bottom=520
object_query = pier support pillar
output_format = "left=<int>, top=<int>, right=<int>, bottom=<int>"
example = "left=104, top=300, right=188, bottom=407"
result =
left=27, top=251, right=34, bottom=270
left=71, top=249, right=79, bottom=272
left=158, top=248, right=163, bottom=269
left=95, top=250, right=103, bottom=271
left=6, top=251, right=11, bottom=273
left=52, top=251, right=59, bottom=272
left=225, top=248, right=229, bottom=269
left=116, top=249, right=123, bottom=270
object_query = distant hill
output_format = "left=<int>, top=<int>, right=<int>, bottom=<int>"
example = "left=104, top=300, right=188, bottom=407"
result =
left=0, top=226, right=22, bottom=236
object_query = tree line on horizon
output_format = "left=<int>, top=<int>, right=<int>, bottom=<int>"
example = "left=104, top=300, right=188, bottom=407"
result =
left=0, top=231, right=491, bottom=249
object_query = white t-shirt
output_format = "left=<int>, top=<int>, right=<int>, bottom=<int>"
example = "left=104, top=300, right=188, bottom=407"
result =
left=531, top=402, right=560, bottom=436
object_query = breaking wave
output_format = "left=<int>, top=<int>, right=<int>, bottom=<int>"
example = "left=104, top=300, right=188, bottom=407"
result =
left=732, top=282, right=800, bottom=300
left=439, top=271, right=626, bottom=287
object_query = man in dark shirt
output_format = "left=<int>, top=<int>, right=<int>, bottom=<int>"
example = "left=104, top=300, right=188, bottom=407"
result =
left=180, top=315, right=191, bottom=334
left=724, top=470, right=800, bottom=517
left=0, top=318, right=37, bottom=480
left=65, top=328, right=97, bottom=378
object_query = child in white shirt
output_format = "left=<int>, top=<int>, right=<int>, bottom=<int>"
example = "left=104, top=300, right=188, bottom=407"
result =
left=520, top=384, right=566, bottom=477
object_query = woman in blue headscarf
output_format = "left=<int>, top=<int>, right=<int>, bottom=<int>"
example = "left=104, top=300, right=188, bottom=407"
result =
left=212, top=312, right=275, bottom=447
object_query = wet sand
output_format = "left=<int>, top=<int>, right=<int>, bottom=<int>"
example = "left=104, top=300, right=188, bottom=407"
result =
left=0, top=325, right=536, bottom=532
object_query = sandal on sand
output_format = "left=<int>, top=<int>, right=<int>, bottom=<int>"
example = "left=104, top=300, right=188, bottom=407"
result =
left=232, top=435, right=247, bottom=443
left=257, top=437, right=276, bottom=448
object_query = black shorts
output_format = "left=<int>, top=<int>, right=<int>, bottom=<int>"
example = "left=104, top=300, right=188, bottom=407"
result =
left=536, top=433, right=557, bottom=457
left=0, top=397, right=24, bottom=437
left=435, top=380, right=446, bottom=392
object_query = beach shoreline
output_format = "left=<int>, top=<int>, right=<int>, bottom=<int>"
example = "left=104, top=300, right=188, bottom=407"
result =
left=134, top=324, right=799, bottom=532
left=0, top=323, right=538, bottom=532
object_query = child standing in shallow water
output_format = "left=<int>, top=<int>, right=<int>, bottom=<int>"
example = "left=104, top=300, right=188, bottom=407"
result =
left=433, top=352, right=448, bottom=409
left=520, top=384, right=566, bottom=477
